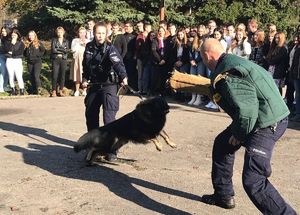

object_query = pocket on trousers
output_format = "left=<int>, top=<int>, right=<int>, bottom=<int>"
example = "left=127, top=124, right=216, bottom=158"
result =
left=104, top=93, right=119, bottom=111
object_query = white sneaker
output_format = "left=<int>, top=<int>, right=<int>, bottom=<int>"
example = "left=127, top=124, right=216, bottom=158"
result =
left=205, top=101, right=214, bottom=108
left=82, top=91, right=87, bottom=96
left=210, top=102, right=219, bottom=109
left=74, top=90, right=80, bottom=96
left=193, top=95, right=202, bottom=106
left=188, top=94, right=196, bottom=105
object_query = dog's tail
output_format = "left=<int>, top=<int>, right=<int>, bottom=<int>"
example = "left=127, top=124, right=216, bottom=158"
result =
left=73, top=128, right=103, bottom=153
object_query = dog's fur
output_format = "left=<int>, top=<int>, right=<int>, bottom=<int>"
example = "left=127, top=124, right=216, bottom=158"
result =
left=74, top=97, right=176, bottom=162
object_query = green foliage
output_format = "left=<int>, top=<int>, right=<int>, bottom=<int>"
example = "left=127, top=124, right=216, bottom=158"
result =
left=4, top=0, right=300, bottom=39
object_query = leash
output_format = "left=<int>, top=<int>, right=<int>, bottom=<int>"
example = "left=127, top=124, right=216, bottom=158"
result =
left=117, top=85, right=145, bottom=100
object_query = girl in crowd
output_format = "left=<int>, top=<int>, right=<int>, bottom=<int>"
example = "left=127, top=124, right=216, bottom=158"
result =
left=170, top=28, right=190, bottom=73
left=150, top=26, right=168, bottom=96
left=140, top=31, right=156, bottom=95
left=228, top=29, right=251, bottom=59
left=188, top=35, right=206, bottom=106
left=0, top=26, right=9, bottom=92
left=266, top=32, right=289, bottom=95
left=197, top=24, right=207, bottom=40
left=213, top=28, right=227, bottom=52
left=70, top=26, right=88, bottom=96
left=24, top=30, right=45, bottom=95
left=50, top=26, right=69, bottom=97
left=4, top=28, right=25, bottom=96
left=290, top=34, right=300, bottom=121
left=249, top=30, right=266, bottom=67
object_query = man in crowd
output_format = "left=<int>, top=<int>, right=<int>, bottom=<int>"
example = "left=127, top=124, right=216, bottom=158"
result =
left=109, top=22, right=127, bottom=59
left=123, top=20, right=137, bottom=91
left=200, top=38, right=297, bottom=214
left=86, top=19, right=95, bottom=41
left=207, top=20, right=217, bottom=38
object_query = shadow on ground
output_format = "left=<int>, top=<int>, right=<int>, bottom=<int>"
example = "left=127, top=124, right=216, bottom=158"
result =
left=3, top=121, right=201, bottom=215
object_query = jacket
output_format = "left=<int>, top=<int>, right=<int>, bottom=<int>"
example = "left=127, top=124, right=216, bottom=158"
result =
left=211, top=54, right=289, bottom=141
left=4, top=40, right=25, bottom=59
left=24, top=42, right=45, bottom=63
left=109, top=32, right=127, bottom=59
left=151, top=38, right=168, bottom=65
left=290, top=46, right=300, bottom=80
left=82, top=41, right=127, bottom=84
left=51, top=38, right=69, bottom=60
left=266, top=46, right=289, bottom=79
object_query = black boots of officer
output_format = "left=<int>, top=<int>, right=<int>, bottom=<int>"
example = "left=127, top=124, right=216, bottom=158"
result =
left=201, top=194, right=235, bottom=209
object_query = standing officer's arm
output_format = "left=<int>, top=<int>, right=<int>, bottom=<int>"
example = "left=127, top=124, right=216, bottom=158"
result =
left=109, top=46, right=128, bottom=85
left=215, top=76, right=259, bottom=143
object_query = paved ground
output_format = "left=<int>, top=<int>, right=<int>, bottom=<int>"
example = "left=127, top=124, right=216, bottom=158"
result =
left=0, top=96, right=299, bottom=215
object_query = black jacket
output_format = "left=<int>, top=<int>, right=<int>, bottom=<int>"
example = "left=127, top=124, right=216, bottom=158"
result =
left=124, top=32, right=137, bottom=60
left=82, top=41, right=127, bottom=84
left=266, top=46, right=289, bottom=79
left=24, top=42, right=45, bottom=63
left=110, top=33, right=127, bottom=59
left=151, top=38, right=169, bottom=65
left=168, top=44, right=190, bottom=67
left=291, top=46, right=300, bottom=80
left=51, top=38, right=69, bottom=60
left=4, top=40, right=25, bottom=59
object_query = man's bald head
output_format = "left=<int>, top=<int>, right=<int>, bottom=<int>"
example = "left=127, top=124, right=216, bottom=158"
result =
left=200, top=38, right=225, bottom=72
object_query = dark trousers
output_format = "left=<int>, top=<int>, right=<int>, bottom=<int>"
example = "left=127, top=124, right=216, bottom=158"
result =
left=212, top=118, right=297, bottom=214
left=124, top=58, right=138, bottom=91
left=28, top=60, right=42, bottom=93
left=150, top=64, right=167, bottom=96
left=52, top=58, right=67, bottom=91
left=84, top=85, right=119, bottom=131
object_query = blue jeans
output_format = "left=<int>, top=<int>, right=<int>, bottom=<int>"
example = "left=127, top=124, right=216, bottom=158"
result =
left=142, top=62, right=152, bottom=94
left=293, top=80, right=300, bottom=115
left=0, top=54, right=8, bottom=92
left=190, top=61, right=206, bottom=76
left=212, top=118, right=297, bottom=214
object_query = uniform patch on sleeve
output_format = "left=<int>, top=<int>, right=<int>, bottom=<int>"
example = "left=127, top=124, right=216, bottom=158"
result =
left=110, top=51, right=121, bottom=63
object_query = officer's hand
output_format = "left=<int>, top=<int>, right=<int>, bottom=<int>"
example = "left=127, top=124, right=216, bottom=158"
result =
left=121, top=77, right=128, bottom=86
left=229, top=135, right=241, bottom=146
left=82, top=81, right=88, bottom=88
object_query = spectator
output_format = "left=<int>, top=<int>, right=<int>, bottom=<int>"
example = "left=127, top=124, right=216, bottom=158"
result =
left=213, top=28, right=227, bottom=52
left=224, top=24, right=235, bottom=48
left=236, top=23, right=246, bottom=32
left=228, top=30, right=251, bottom=59
left=159, top=20, right=170, bottom=38
left=207, top=20, right=217, bottom=38
left=123, top=21, right=137, bottom=91
left=247, top=18, right=258, bottom=45
left=86, top=19, right=95, bottom=41
left=23, top=30, right=45, bottom=95
left=70, top=26, right=88, bottom=97
left=140, top=31, right=156, bottom=95
left=249, top=30, right=266, bottom=67
left=144, top=22, right=152, bottom=34
left=197, top=24, right=207, bottom=39
left=109, top=22, right=127, bottom=58
left=188, top=35, right=206, bottom=106
left=0, top=26, right=9, bottom=92
left=150, top=27, right=168, bottom=96
left=286, top=34, right=298, bottom=112
left=4, top=28, right=25, bottom=96
left=266, top=32, right=289, bottom=95
left=170, top=28, right=190, bottom=73
left=135, top=20, right=147, bottom=93
left=290, top=34, right=300, bottom=121
left=50, top=26, right=69, bottom=97
left=106, top=21, right=112, bottom=37
left=268, top=23, right=277, bottom=35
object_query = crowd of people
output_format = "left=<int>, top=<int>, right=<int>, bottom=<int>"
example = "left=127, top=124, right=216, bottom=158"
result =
left=0, top=18, right=299, bottom=118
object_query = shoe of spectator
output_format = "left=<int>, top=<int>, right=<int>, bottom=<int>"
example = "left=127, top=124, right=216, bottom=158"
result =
left=10, top=88, right=16, bottom=96
left=74, top=90, right=80, bottom=96
left=58, top=90, right=65, bottom=97
left=205, top=101, right=214, bottom=108
left=82, top=90, right=87, bottom=96
left=20, top=89, right=24, bottom=96
left=51, top=90, right=57, bottom=97
left=188, top=94, right=196, bottom=105
left=193, top=95, right=202, bottom=106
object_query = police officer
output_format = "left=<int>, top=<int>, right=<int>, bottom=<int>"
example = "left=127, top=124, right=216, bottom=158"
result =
left=82, top=22, right=128, bottom=160
left=199, top=39, right=297, bottom=214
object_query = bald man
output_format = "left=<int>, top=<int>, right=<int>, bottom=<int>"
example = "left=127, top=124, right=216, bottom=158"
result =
left=199, top=39, right=296, bottom=214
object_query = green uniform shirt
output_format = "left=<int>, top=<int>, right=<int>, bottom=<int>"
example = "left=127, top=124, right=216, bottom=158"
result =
left=210, top=54, right=289, bottom=141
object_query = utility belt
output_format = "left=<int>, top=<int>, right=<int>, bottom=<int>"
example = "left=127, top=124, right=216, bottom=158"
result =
left=255, top=117, right=288, bottom=134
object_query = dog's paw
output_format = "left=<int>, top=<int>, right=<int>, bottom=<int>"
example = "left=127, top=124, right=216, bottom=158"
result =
left=167, top=141, right=177, bottom=148
left=155, top=143, right=163, bottom=151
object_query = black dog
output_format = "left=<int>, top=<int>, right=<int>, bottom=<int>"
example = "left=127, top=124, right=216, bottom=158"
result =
left=74, top=97, right=176, bottom=163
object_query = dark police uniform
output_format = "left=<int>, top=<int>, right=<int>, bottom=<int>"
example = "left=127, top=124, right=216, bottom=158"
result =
left=205, top=53, right=297, bottom=214
left=82, top=40, right=127, bottom=131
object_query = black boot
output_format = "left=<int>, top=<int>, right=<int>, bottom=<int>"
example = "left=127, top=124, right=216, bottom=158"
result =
left=10, top=88, right=16, bottom=96
left=20, top=89, right=24, bottom=96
